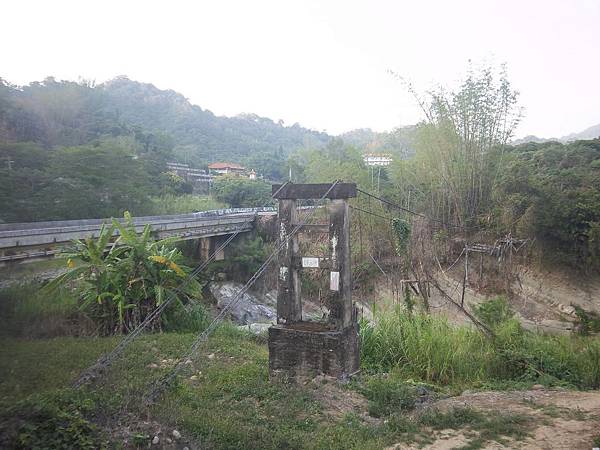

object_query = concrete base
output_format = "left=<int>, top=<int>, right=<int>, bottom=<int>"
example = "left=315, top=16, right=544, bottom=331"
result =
left=268, top=322, right=360, bottom=381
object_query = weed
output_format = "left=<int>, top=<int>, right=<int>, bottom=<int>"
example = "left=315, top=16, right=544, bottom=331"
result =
left=573, top=305, right=600, bottom=335
left=0, top=391, right=107, bottom=449
left=419, top=406, right=484, bottom=429
left=473, top=296, right=514, bottom=330
left=419, top=407, right=531, bottom=448
left=522, top=400, right=587, bottom=420
left=360, top=376, right=418, bottom=417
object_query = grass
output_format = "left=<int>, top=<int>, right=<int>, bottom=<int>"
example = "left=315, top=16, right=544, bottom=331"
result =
left=1, top=291, right=598, bottom=448
left=0, top=328, right=394, bottom=449
left=419, top=406, right=531, bottom=445
left=521, top=399, right=587, bottom=421
left=359, top=376, right=420, bottom=417
left=0, top=325, right=540, bottom=450
left=360, top=306, right=600, bottom=389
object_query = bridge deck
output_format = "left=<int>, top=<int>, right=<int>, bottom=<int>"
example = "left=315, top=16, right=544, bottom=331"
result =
left=0, top=208, right=276, bottom=262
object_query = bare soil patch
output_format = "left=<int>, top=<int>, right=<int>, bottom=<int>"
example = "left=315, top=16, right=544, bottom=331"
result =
left=398, top=388, right=600, bottom=449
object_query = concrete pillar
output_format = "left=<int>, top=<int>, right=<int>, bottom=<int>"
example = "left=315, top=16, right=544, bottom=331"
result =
left=328, top=199, right=353, bottom=329
left=198, top=237, right=211, bottom=262
left=276, top=199, right=301, bottom=324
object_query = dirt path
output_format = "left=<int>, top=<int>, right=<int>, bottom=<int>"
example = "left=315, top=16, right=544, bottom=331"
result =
left=398, top=388, right=600, bottom=449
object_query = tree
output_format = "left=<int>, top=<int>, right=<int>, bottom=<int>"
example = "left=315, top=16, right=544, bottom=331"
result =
left=36, top=142, right=153, bottom=220
left=211, top=176, right=272, bottom=207
left=393, top=64, right=522, bottom=228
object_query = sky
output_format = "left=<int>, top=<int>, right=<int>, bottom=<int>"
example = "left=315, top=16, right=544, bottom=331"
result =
left=2, top=0, right=599, bottom=138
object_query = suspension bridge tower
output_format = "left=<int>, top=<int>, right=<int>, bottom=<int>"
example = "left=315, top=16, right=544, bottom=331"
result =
left=268, top=183, right=360, bottom=381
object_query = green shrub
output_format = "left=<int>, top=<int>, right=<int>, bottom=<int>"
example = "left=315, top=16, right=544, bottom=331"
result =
left=162, top=301, right=208, bottom=333
left=573, top=305, right=600, bottom=335
left=211, top=176, right=272, bottom=207
left=473, top=296, right=514, bottom=330
left=0, top=391, right=106, bottom=449
left=360, top=376, right=418, bottom=417
left=208, top=236, right=268, bottom=282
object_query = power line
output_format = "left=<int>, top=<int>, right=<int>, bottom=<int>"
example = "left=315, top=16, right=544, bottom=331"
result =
left=356, top=188, right=473, bottom=230
left=143, top=181, right=340, bottom=405
left=348, top=205, right=393, bottom=222
left=73, top=182, right=291, bottom=388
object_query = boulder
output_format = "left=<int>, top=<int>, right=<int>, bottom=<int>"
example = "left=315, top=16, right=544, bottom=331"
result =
left=237, top=322, right=272, bottom=334
left=209, top=282, right=276, bottom=325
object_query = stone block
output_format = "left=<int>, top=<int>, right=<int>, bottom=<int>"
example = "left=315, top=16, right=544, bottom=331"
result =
left=268, top=322, right=359, bottom=381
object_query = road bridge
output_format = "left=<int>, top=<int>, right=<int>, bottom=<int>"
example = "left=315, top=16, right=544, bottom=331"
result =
left=0, top=208, right=276, bottom=264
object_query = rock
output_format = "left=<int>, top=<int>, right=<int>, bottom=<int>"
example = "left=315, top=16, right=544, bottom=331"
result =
left=184, top=359, right=192, bottom=365
left=166, top=437, right=172, bottom=444
left=152, top=436, right=160, bottom=445
left=237, top=322, right=271, bottom=334
left=147, top=363, right=159, bottom=369
left=183, top=447, right=189, bottom=450
left=172, top=429, right=181, bottom=439
left=209, top=281, right=276, bottom=325
left=558, top=303, right=576, bottom=316
left=208, top=353, right=215, bottom=360
left=190, top=375, right=198, bottom=380
left=532, top=384, right=544, bottom=390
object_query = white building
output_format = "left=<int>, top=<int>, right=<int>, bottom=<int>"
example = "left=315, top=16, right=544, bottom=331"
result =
left=363, top=153, right=393, bottom=167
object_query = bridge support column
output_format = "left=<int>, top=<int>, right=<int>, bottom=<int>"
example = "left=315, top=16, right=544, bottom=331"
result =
left=198, top=236, right=226, bottom=262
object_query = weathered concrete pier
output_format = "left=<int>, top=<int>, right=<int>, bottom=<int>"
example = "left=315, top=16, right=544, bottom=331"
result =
left=268, top=183, right=360, bottom=381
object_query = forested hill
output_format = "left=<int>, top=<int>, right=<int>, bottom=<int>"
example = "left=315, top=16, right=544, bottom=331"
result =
left=101, top=77, right=331, bottom=169
left=0, top=76, right=330, bottom=177
left=339, top=126, right=416, bottom=157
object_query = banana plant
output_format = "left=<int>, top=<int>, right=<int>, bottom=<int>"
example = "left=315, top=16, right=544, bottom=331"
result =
left=45, top=212, right=202, bottom=335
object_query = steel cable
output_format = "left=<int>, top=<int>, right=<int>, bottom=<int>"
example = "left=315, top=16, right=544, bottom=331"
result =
left=73, top=182, right=291, bottom=388
left=143, top=180, right=340, bottom=405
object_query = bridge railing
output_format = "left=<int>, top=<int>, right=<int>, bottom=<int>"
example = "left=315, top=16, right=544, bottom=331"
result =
left=0, top=207, right=277, bottom=233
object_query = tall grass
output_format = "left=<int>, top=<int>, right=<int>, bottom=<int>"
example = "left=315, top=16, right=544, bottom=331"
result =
left=360, top=306, right=600, bottom=389
left=361, top=310, right=491, bottom=384
left=0, top=283, right=91, bottom=338
left=0, top=282, right=209, bottom=338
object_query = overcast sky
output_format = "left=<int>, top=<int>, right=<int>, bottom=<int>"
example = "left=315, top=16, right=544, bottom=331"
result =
left=2, top=0, right=599, bottom=138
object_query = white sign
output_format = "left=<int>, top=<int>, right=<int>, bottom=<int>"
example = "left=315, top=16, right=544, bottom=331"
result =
left=302, top=257, right=320, bottom=268
left=330, top=271, right=340, bottom=291
left=279, top=266, right=288, bottom=281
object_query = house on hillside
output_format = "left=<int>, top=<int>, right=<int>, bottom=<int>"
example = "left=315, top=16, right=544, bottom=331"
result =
left=208, top=162, right=246, bottom=175
left=166, top=162, right=213, bottom=194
